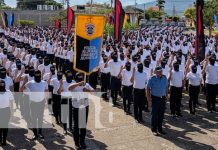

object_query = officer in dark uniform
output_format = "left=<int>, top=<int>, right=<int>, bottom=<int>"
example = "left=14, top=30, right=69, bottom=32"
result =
left=147, top=66, right=168, bottom=136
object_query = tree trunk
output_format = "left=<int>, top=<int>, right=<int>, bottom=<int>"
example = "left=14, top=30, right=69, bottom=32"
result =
left=209, top=26, right=212, bottom=37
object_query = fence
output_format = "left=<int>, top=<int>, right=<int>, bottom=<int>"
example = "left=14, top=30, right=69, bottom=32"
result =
left=0, top=10, right=60, bottom=27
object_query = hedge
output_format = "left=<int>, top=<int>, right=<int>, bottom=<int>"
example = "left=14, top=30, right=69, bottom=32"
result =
left=17, top=20, right=35, bottom=27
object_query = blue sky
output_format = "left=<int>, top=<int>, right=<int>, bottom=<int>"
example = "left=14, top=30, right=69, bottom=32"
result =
left=5, top=0, right=155, bottom=8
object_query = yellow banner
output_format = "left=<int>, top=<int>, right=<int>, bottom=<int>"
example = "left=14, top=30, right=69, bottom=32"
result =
left=0, top=13, right=6, bottom=28
left=75, top=14, right=105, bottom=40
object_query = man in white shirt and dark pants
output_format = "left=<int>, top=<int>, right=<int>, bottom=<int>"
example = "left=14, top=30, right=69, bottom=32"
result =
left=168, top=62, right=184, bottom=117
left=202, top=56, right=218, bottom=112
left=185, top=65, right=201, bottom=114
left=105, top=52, right=122, bottom=106
left=131, top=63, right=147, bottom=123
left=20, top=70, right=48, bottom=140
left=120, top=61, right=133, bottom=114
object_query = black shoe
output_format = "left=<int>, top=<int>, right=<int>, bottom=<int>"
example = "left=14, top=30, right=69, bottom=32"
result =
left=158, top=130, right=166, bottom=135
left=31, top=135, right=38, bottom=141
left=152, top=131, right=158, bottom=136
left=38, top=134, right=44, bottom=139
left=1, top=142, right=7, bottom=146
left=196, top=102, right=201, bottom=106
left=104, top=97, right=109, bottom=101
left=138, top=119, right=144, bottom=124
left=80, top=142, right=87, bottom=149
left=75, top=143, right=80, bottom=150
left=212, top=108, right=218, bottom=112
left=176, top=113, right=183, bottom=117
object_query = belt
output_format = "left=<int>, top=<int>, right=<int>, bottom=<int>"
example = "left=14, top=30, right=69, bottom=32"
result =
left=151, top=95, right=165, bottom=99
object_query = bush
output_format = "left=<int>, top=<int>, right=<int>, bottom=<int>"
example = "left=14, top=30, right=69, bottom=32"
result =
left=172, top=16, right=180, bottom=22
left=17, top=20, right=35, bottom=27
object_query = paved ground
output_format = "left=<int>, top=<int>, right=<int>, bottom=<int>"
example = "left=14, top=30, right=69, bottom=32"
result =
left=0, top=92, right=218, bottom=150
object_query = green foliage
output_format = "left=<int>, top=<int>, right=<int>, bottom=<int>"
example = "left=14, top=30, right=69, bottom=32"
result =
left=95, top=8, right=112, bottom=15
left=0, top=0, right=5, bottom=6
left=104, top=23, right=114, bottom=36
left=144, top=9, right=164, bottom=20
left=0, top=5, right=13, bottom=10
left=17, top=20, right=35, bottom=26
left=184, top=0, right=218, bottom=36
left=156, top=0, right=165, bottom=11
left=172, top=16, right=180, bottom=22
left=17, top=0, right=63, bottom=10
left=123, top=22, right=139, bottom=32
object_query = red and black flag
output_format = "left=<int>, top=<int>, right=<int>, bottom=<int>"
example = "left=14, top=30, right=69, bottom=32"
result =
left=55, top=19, right=61, bottom=29
left=114, top=0, right=125, bottom=42
left=67, top=5, right=74, bottom=34
left=195, top=0, right=205, bottom=62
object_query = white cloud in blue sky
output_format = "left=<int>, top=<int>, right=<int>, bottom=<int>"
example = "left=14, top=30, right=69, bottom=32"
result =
left=5, top=0, right=155, bottom=8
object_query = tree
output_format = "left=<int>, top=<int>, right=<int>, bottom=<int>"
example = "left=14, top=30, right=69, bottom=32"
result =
left=0, top=0, right=5, bottom=6
left=17, top=0, right=63, bottom=10
left=144, top=8, right=164, bottom=20
left=203, top=0, right=218, bottom=37
left=184, top=7, right=196, bottom=27
left=156, top=0, right=165, bottom=11
left=184, top=0, right=218, bottom=37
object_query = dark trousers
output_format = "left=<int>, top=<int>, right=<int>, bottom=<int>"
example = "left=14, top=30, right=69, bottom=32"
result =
left=55, top=57, right=60, bottom=70
left=22, top=94, right=31, bottom=128
left=151, top=96, right=165, bottom=132
left=14, top=82, right=20, bottom=109
left=48, top=85, right=54, bottom=113
left=170, top=86, right=183, bottom=115
left=61, top=98, right=72, bottom=131
left=53, top=94, right=61, bottom=123
left=110, top=76, right=121, bottom=105
left=206, top=84, right=217, bottom=111
left=133, top=88, right=145, bottom=121
left=122, top=85, right=133, bottom=112
left=47, top=54, right=55, bottom=64
left=89, top=71, right=98, bottom=90
left=0, top=107, right=10, bottom=144
left=59, top=58, right=65, bottom=72
left=73, top=106, right=89, bottom=146
left=30, top=100, right=45, bottom=137
left=189, top=85, right=200, bottom=113
left=101, top=73, right=110, bottom=99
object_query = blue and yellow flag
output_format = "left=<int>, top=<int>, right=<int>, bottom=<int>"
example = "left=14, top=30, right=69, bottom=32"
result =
left=74, top=14, right=105, bottom=74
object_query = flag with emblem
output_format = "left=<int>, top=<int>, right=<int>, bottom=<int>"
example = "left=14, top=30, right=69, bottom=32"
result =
left=74, top=14, right=105, bottom=74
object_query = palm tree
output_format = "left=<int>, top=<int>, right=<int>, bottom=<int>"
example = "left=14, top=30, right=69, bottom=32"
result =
left=0, top=0, right=5, bottom=6
left=156, top=0, right=165, bottom=11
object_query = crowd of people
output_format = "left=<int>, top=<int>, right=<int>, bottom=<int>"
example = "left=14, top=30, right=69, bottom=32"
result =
left=0, top=25, right=217, bottom=149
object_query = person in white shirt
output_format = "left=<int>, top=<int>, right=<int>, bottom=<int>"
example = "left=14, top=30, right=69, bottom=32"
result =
left=0, top=80, right=14, bottom=146
left=168, top=62, right=184, bottom=117
left=58, top=70, right=75, bottom=134
left=131, top=63, right=148, bottom=123
left=68, top=72, right=94, bottom=149
left=100, top=55, right=110, bottom=100
left=119, top=62, right=133, bottom=115
left=48, top=71, right=63, bottom=124
left=185, top=65, right=201, bottom=114
left=20, top=70, right=48, bottom=140
left=0, top=67, right=13, bottom=92
left=202, top=56, right=218, bottom=112
left=105, top=52, right=122, bottom=106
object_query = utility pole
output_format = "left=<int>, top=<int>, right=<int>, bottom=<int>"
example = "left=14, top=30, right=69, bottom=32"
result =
left=135, top=0, right=137, bottom=13
left=172, top=3, right=176, bottom=17
left=111, top=0, right=113, bottom=9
